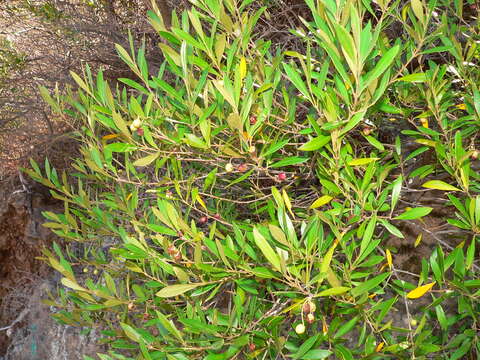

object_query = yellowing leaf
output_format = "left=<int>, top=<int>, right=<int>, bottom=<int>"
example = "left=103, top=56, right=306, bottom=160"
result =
left=386, top=249, right=392, bottom=269
left=376, top=342, right=385, bottom=352
left=156, top=283, right=203, bottom=298
left=133, top=152, right=160, bottom=167
left=411, top=0, right=424, bottom=23
left=415, top=139, right=436, bottom=147
left=414, top=233, right=423, bottom=247
left=422, top=180, right=461, bottom=192
left=102, top=134, right=120, bottom=141
left=406, top=282, right=436, bottom=299
left=310, top=195, right=333, bottom=209
left=282, top=189, right=294, bottom=218
left=253, top=227, right=281, bottom=272
left=195, top=194, right=208, bottom=211
left=348, top=157, right=379, bottom=166
left=239, top=57, right=247, bottom=81
left=61, top=277, right=88, bottom=292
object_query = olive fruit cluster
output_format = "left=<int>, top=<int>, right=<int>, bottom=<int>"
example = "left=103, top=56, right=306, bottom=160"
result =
left=295, top=299, right=317, bottom=334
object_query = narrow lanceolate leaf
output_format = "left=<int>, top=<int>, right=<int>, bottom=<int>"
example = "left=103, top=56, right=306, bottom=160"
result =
left=361, top=45, right=400, bottom=92
left=421, top=180, right=461, bottom=192
left=394, top=207, right=432, bottom=220
left=386, top=249, right=393, bottom=269
left=156, top=283, right=204, bottom=297
left=351, top=272, right=390, bottom=297
left=310, top=195, right=333, bottom=209
left=316, top=286, right=350, bottom=297
left=348, top=158, right=379, bottom=166
left=298, top=135, right=331, bottom=151
left=406, top=282, right=435, bottom=299
left=133, top=152, right=160, bottom=167
left=253, top=227, right=281, bottom=272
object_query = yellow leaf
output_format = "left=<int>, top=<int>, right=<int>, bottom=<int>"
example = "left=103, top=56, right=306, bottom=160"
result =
left=386, top=249, right=392, bottom=269
left=195, top=194, right=208, bottom=211
left=415, top=138, right=436, bottom=147
left=376, top=342, right=385, bottom=352
left=239, top=56, right=247, bottom=81
left=422, top=180, right=461, bottom=192
left=102, top=134, right=120, bottom=141
left=406, top=282, right=436, bottom=299
left=310, top=195, right=333, bottom=209
left=420, top=118, right=428, bottom=128
left=282, top=189, right=294, bottom=218
left=414, top=233, right=422, bottom=247
left=348, top=157, right=379, bottom=166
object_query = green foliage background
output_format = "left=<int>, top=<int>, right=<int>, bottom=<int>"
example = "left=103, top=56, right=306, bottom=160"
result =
left=25, top=0, right=480, bottom=358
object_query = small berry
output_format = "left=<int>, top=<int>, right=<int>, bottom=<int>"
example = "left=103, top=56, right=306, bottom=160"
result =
left=309, top=302, right=316, bottom=313
left=237, top=163, right=248, bottom=172
left=295, top=323, right=306, bottom=334
left=362, top=126, right=372, bottom=136
left=93, top=269, right=99, bottom=275
left=225, top=163, right=234, bottom=172
left=136, top=128, right=144, bottom=136
left=167, top=245, right=177, bottom=255
left=128, top=303, right=134, bottom=310
left=213, top=213, right=221, bottom=220
left=248, top=145, right=256, bottom=153
left=410, top=319, right=418, bottom=327
left=306, top=313, right=315, bottom=324
left=250, top=116, right=257, bottom=125
left=132, top=118, right=142, bottom=128
left=471, top=150, right=479, bottom=160
left=302, top=302, right=311, bottom=314
left=249, top=343, right=256, bottom=351
left=277, top=172, right=287, bottom=181
left=199, top=216, right=208, bottom=224
left=83, top=267, right=89, bottom=273
left=173, top=251, right=182, bottom=262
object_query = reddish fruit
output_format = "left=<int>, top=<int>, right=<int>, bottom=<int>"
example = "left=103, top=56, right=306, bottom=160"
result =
left=277, top=172, right=287, bottom=181
left=213, top=213, right=221, bottom=220
left=173, top=251, right=182, bottom=262
left=249, top=343, right=256, bottom=351
left=250, top=116, right=257, bottom=125
left=167, top=245, right=177, bottom=255
left=302, top=302, right=311, bottom=314
left=136, top=128, right=144, bottom=136
left=471, top=150, right=479, bottom=160
left=362, top=126, right=372, bottom=136
left=199, top=216, right=208, bottom=224
left=237, top=163, right=248, bottom=172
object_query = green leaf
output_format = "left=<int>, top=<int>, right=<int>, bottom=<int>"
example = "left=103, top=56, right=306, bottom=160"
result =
left=184, top=134, right=209, bottom=149
left=299, top=135, right=331, bottom=151
left=270, top=156, right=309, bottom=168
left=421, top=180, right=461, bottom=192
left=301, top=349, right=333, bottom=360
left=283, top=63, right=310, bottom=100
left=396, top=73, right=426, bottom=83
left=120, top=322, right=141, bottom=342
left=361, top=45, right=400, bottom=92
left=394, top=207, right=433, bottom=220
left=292, top=334, right=320, bottom=359
left=133, top=152, right=160, bottom=167
left=316, top=287, right=350, bottom=297
left=156, top=283, right=203, bottom=297
left=253, top=227, right=281, bottom=272
left=351, top=272, right=390, bottom=297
